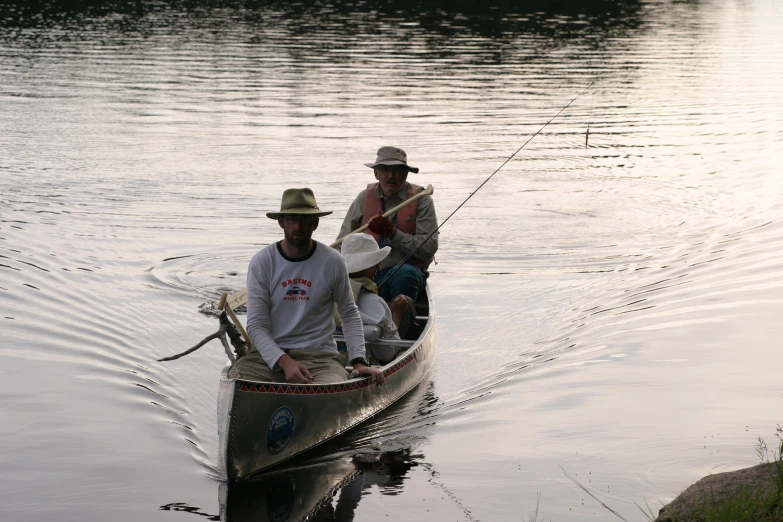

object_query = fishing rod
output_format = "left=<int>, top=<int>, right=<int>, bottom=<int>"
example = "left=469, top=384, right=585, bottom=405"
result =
left=378, top=81, right=595, bottom=290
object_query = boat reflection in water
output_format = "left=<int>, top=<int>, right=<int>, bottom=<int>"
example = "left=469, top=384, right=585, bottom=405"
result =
left=219, top=378, right=436, bottom=522
left=220, top=450, right=419, bottom=522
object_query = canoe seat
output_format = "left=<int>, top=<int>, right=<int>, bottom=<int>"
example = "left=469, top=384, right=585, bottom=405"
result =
left=362, top=325, right=383, bottom=341
left=334, top=325, right=383, bottom=356
left=333, top=329, right=415, bottom=365
left=334, top=325, right=383, bottom=343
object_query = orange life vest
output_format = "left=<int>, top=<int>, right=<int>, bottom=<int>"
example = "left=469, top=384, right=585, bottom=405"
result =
left=361, top=182, right=433, bottom=269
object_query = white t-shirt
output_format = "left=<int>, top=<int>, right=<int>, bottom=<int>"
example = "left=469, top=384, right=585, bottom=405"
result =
left=357, top=290, right=400, bottom=340
left=246, top=241, right=365, bottom=369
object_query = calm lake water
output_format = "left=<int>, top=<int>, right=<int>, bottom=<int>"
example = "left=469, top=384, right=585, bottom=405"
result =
left=2, top=0, right=782, bottom=520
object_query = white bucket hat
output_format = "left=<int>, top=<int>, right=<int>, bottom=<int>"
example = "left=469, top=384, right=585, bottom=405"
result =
left=341, top=233, right=391, bottom=274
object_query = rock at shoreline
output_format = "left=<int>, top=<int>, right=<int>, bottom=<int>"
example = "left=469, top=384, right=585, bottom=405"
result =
left=655, top=462, right=778, bottom=522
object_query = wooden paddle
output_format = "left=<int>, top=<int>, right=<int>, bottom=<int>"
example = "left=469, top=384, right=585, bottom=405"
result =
left=221, top=184, right=434, bottom=314
left=219, top=290, right=253, bottom=349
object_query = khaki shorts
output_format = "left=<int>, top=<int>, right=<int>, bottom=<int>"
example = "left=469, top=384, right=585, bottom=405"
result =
left=228, top=349, right=350, bottom=384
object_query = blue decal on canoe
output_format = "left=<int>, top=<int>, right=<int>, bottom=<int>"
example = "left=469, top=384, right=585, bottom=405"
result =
left=267, top=406, right=295, bottom=455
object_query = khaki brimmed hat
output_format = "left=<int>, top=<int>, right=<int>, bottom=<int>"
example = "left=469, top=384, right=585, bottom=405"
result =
left=364, top=146, right=419, bottom=173
left=266, top=188, right=333, bottom=219
left=341, top=233, right=391, bottom=274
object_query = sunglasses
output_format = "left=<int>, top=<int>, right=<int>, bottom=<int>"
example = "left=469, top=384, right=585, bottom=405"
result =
left=374, top=165, right=408, bottom=175
left=282, top=215, right=317, bottom=225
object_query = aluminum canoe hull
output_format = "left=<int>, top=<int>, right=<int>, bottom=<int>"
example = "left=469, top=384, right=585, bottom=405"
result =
left=217, top=287, right=435, bottom=483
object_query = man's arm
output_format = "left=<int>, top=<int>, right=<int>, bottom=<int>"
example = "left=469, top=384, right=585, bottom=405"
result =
left=245, top=253, right=287, bottom=370
left=335, top=190, right=367, bottom=249
left=333, top=262, right=366, bottom=363
left=334, top=261, right=384, bottom=384
left=387, top=194, right=438, bottom=261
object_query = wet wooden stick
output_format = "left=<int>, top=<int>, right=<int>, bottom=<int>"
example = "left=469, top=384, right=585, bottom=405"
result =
left=158, top=312, right=245, bottom=364
left=157, top=329, right=223, bottom=362
left=219, top=291, right=253, bottom=349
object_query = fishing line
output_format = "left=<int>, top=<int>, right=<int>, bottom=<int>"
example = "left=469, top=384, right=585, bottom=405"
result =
left=586, top=83, right=594, bottom=148
left=377, top=81, right=595, bottom=290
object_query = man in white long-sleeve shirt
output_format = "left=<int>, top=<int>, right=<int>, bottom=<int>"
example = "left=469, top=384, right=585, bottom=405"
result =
left=229, top=188, right=384, bottom=385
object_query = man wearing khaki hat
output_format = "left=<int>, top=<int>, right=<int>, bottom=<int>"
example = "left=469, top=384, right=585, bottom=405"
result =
left=337, top=146, right=438, bottom=303
left=230, top=188, right=384, bottom=385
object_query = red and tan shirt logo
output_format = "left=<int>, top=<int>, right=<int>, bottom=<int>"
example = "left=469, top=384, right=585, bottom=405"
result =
left=281, top=277, right=313, bottom=301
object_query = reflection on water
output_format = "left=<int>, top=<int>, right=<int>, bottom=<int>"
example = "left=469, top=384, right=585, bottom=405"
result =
left=2, top=0, right=645, bottom=37
left=160, top=502, right=220, bottom=521
left=219, top=458, right=360, bottom=522
left=2, top=0, right=783, bottom=520
left=219, top=450, right=419, bottom=522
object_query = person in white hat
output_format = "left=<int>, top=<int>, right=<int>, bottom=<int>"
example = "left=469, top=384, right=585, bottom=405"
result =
left=337, top=146, right=438, bottom=304
left=340, top=233, right=415, bottom=341
left=231, top=188, right=384, bottom=385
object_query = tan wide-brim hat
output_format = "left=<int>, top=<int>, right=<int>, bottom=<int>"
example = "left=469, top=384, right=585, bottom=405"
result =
left=364, top=146, right=419, bottom=173
left=341, top=233, right=391, bottom=274
left=266, top=187, right=333, bottom=219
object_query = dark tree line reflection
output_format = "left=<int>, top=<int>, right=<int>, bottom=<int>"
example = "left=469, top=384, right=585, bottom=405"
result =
left=1, top=0, right=648, bottom=50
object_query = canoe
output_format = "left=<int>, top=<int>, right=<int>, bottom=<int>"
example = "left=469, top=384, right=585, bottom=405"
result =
left=217, top=283, right=436, bottom=482
left=218, top=376, right=435, bottom=520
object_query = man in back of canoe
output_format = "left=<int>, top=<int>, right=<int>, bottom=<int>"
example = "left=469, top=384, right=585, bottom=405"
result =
left=337, top=146, right=438, bottom=303
left=229, top=188, right=384, bottom=385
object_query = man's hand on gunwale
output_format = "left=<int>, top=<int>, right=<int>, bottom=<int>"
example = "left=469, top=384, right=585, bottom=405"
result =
left=352, top=363, right=385, bottom=386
